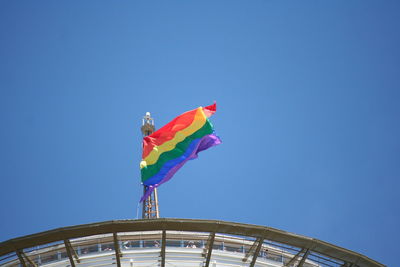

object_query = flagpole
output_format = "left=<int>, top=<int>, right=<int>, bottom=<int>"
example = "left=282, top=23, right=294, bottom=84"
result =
left=141, top=112, right=160, bottom=219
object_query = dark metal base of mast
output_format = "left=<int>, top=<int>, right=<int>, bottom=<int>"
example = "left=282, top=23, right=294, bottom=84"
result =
left=142, top=186, right=160, bottom=219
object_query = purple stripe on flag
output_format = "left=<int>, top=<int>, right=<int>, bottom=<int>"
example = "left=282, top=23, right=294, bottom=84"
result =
left=140, top=185, right=156, bottom=203
left=139, top=134, right=221, bottom=202
left=157, top=134, right=221, bottom=187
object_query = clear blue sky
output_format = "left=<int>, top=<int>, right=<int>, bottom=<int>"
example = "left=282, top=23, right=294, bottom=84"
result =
left=1, top=1, right=399, bottom=266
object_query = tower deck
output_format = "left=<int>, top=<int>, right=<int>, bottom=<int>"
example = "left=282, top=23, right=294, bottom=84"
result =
left=0, top=219, right=384, bottom=267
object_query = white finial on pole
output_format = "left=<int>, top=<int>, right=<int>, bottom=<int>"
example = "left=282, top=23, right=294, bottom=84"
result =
left=141, top=112, right=155, bottom=136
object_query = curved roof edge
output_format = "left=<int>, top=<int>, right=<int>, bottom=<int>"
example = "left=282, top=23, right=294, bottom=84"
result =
left=0, top=218, right=384, bottom=267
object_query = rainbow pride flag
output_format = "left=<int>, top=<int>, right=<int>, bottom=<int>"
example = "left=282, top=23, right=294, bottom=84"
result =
left=140, top=103, right=221, bottom=202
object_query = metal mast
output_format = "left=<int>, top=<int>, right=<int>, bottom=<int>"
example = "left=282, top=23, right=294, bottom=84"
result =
left=141, top=112, right=160, bottom=219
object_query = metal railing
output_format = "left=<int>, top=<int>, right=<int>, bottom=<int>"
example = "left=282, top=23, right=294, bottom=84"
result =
left=0, top=219, right=384, bottom=267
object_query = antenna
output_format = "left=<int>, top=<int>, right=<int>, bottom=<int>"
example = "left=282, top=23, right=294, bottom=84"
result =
left=141, top=112, right=160, bottom=219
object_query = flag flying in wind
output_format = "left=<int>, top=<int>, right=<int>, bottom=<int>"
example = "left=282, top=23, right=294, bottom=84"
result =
left=140, top=103, right=221, bottom=202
